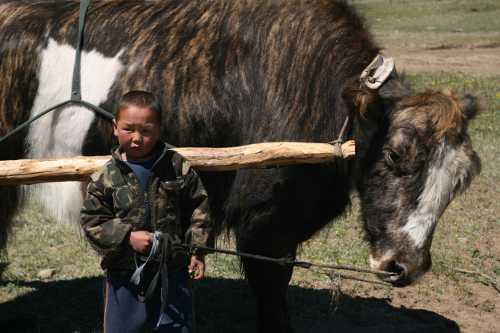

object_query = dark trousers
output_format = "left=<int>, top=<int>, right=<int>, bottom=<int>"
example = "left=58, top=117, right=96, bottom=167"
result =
left=104, top=269, right=193, bottom=333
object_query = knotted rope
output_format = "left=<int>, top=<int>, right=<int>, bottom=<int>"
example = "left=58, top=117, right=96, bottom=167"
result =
left=129, top=232, right=186, bottom=327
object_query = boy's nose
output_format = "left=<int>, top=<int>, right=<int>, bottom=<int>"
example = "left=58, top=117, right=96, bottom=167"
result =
left=131, top=132, right=143, bottom=143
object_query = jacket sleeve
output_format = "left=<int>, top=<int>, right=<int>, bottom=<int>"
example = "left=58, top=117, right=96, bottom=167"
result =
left=181, top=162, right=214, bottom=250
left=80, top=170, right=133, bottom=256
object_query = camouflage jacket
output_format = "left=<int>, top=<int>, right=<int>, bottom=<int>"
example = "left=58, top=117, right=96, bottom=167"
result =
left=80, top=142, right=213, bottom=272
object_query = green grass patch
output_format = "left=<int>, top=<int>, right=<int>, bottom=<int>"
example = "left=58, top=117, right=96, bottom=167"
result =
left=354, top=0, right=500, bottom=46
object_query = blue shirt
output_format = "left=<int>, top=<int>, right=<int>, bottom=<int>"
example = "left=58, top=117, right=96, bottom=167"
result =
left=125, top=156, right=156, bottom=191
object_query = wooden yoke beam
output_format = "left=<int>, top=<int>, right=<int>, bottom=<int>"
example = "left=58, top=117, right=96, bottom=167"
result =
left=0, top=141, right=355, bottom=185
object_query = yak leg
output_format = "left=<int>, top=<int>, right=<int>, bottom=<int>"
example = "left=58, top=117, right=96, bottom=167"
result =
left=0, top=26, right=42, bottom=253
left=0, top=149, right=22, bottom=252
left=0, top=132, right=26, bottom=254
left=0, top=137, right=25, bottom=254
left=241, top=244, right=297, bottom=333
left=0, top=186, right=19, bottom=252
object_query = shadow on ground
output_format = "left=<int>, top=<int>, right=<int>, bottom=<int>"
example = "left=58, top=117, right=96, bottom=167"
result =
left=0, top=276, right=459, bottom=333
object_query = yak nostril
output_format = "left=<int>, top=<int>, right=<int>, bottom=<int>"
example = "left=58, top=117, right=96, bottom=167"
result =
left=386, top=261, right=407, bottom=278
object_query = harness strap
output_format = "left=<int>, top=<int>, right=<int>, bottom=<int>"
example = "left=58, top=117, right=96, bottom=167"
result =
left=0, top=101, right=70, bottom=145
left=0, top=0, right=113, bottom=146
left=68, top=0, right=113, bottom=118
left=71, top=0, right=91, bottom=101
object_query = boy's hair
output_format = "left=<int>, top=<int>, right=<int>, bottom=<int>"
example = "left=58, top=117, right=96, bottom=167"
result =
left=115, top=90, right=162, bottom=123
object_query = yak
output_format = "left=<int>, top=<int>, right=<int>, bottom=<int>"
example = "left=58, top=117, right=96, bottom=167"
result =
left=0, top=1, right=480, bottom=332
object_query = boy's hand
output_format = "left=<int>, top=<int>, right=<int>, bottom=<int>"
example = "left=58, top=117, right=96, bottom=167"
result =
left=189, top=254, right=206, bottom=280
left=129, top=231, right=153, bottom=254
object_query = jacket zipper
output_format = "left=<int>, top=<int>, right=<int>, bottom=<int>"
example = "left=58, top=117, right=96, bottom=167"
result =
left=146, top=178, right=157, bottom=231
left=144, top=177, right=156, bottom=231
left=115, top=144, right=170, bottom=231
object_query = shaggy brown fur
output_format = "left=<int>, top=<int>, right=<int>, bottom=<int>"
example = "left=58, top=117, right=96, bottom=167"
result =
left=396, top=90, right=467, bottom=142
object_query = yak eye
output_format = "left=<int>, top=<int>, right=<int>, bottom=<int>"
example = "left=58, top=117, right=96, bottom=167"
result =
left=385, top=149, right=400, bottom=166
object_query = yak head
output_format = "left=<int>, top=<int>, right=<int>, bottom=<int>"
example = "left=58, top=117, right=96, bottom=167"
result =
left=354, top=87, right=480, bottom=287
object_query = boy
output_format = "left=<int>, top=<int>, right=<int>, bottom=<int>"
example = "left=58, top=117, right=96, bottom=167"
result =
left=81, top=91, right=213, bottom=333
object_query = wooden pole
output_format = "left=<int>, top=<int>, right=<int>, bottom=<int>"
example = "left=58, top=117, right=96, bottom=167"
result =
left=0, top=141, right=355, bottom=185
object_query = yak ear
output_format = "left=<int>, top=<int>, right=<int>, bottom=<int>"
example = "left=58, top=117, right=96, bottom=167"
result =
left=460, top=93, right=479, bottom=120
left=377, top=73, right=411, bottom=101
left=342, top=86, right=378, bottom=118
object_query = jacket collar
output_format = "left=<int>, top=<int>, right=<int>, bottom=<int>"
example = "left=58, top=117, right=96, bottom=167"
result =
left=111, top=142, right=175, bottom=171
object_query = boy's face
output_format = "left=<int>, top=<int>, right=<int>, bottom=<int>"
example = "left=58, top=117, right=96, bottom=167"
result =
left=113, top=105, right=161, bottom=161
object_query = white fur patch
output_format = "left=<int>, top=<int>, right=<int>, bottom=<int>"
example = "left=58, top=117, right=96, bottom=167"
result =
left=25, top=39, right=123, bottom=223
left=402, top=143, right=465, bottom=248
left=369, top=250, right=395, bottom=270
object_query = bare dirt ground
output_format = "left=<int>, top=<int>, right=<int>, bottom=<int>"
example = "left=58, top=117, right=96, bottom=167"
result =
left=392, top=227, right=500, bottom=333
left=291, top=227, right=500, bottom=333
left=385, top=42, right=500, bottom=76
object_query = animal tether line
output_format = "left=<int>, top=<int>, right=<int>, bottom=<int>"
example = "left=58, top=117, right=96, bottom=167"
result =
left=134, top=233, right=396, bottom=290
left=0, top=0, right=114, bottom=146
left=130, top=233, right=395, bottom=311
left=189, top=244, right=395, bottom=283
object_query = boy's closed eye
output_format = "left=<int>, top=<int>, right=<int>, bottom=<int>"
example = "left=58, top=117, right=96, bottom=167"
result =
left=119, top=125, right=154, bottom=134
left=140, top=127, right=153, bottom=135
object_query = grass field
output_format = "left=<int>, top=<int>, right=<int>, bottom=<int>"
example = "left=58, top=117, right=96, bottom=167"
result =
left=1, top=1, right=499, bottom=332
left=356, top=0, right=500, bottom=47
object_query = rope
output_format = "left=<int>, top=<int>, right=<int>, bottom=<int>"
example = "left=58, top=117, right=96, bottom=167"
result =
left=328, top=115, right=351, bottom=147
left=130, top=231, right=163, bottom=287
left=125, top=231, right=395, bottom=327
left=128, top=231, right=397, bottom=308
left=129, top=232, right=187, bottom=329
left=190, top=244, right=395, bottom=277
